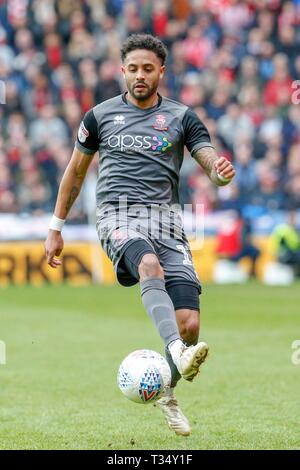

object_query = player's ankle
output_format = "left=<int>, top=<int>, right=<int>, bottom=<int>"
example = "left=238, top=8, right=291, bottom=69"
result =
left=168, top=339, right=185, bottom=364
left=164, top=386, right=175, bottom=398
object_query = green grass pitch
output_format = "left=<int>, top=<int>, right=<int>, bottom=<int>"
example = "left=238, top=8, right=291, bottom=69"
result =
left=0, top=282, right=299, bottom=450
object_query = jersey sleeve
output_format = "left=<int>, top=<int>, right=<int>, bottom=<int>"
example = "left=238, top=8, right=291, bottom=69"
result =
left=182, top=108, right=214, bottom=157
left=75, top=109, right=99, bottom=155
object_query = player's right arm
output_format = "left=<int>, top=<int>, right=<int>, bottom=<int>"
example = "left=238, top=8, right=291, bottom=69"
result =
left=45, top=147, right=95, bottom=268
left=45, top=109, right=99, bottom=268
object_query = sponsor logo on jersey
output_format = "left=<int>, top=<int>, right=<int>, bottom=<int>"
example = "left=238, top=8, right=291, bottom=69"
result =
left=151, top=136, right=172, bottom=152
left=78, top=122, right=89, bottom=143
left=114, top=115, right=125, bottom=125
left=153, top=114, right=168, bottom=131
left=107, top=134, right=172, bottom=153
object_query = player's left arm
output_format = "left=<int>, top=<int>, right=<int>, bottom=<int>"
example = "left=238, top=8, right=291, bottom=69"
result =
left=183, top=108, right=235, bottom=186
left=193, top=146, right=235, bottom=186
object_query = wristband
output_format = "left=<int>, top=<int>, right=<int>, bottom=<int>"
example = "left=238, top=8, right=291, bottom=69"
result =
left=217, top=173, right=231, bottom=183
left=49, top=215, right=65, bottom=232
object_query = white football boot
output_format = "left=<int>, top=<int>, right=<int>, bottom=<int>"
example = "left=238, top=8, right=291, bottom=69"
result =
left=156, top=388, right=191, bottom=436
left=169, top=340, right=209, bottom=381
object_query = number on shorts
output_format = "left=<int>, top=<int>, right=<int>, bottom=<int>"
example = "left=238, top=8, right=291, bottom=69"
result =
left=176, top=244, right=193, bottom=265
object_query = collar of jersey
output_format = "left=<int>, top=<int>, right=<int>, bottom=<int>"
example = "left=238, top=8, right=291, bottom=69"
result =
left=122, top=92, right=162, bottom=111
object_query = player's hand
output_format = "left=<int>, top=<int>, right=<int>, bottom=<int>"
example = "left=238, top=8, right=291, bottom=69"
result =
left=44, top=230, right=64, bottom=268
left=214, top=157, right=235, bottom=183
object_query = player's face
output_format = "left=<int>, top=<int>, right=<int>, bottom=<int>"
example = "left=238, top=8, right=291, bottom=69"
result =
left=122, top=49, right=165, bottom=102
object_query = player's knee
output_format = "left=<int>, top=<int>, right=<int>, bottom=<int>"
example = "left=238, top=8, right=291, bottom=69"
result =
left=179, top=312, right=200, bottom=344
left=138, top=253, right=164, bottom=280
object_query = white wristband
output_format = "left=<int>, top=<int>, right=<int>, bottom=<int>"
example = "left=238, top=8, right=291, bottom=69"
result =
left=49, top=215, right=65, bottom=232
left=217, top=173, right=231, bottom=183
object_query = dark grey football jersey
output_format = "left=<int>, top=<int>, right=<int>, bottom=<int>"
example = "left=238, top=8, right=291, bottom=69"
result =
left=75, top=93, right=213, bottom=206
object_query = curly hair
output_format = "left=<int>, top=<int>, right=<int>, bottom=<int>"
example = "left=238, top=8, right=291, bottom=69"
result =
left=121, top=34, right=168, bottom=65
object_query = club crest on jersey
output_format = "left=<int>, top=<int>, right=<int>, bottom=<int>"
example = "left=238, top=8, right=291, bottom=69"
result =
left=114, top=115, right=125, bottom=125
left=78, top=122, right=89, bottom=143
left=153, top=114, right=168, bottom=131
left=112, top=229, right=126, bottom=241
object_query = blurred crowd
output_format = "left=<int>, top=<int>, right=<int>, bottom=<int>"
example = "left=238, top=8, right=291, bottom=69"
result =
left=1, top=0, right=300, bottom=222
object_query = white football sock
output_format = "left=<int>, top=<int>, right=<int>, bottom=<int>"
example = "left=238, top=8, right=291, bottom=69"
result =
left=168, top=339, right=184, bottom=363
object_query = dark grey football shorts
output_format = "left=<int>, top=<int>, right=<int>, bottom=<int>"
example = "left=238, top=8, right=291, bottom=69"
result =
left=96, top=203, right=201, bottom=289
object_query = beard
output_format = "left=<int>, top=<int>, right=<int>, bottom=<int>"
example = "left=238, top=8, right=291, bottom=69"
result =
left=128, top=81, right=158, bottom=101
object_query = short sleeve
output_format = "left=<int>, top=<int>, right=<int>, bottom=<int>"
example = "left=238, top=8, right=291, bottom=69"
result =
left=183, top=108, right=214, bottom=157
left=75, top=109, right=99, bottom=155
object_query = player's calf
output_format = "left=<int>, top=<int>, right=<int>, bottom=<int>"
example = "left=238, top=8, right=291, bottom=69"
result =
left=176, top=309, right=199, bottom=345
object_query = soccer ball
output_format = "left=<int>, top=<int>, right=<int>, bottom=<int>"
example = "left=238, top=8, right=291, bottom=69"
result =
left=117, top=349, right=171, bottom=404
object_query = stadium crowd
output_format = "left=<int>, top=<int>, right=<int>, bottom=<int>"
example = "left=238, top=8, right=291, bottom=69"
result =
left=0, top=0, right=300, bottom=222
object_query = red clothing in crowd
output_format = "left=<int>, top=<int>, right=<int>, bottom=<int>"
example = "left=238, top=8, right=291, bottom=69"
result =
left=216, top=219, right=243, bottom=257
left=263, top=76, right=294, bottom=106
